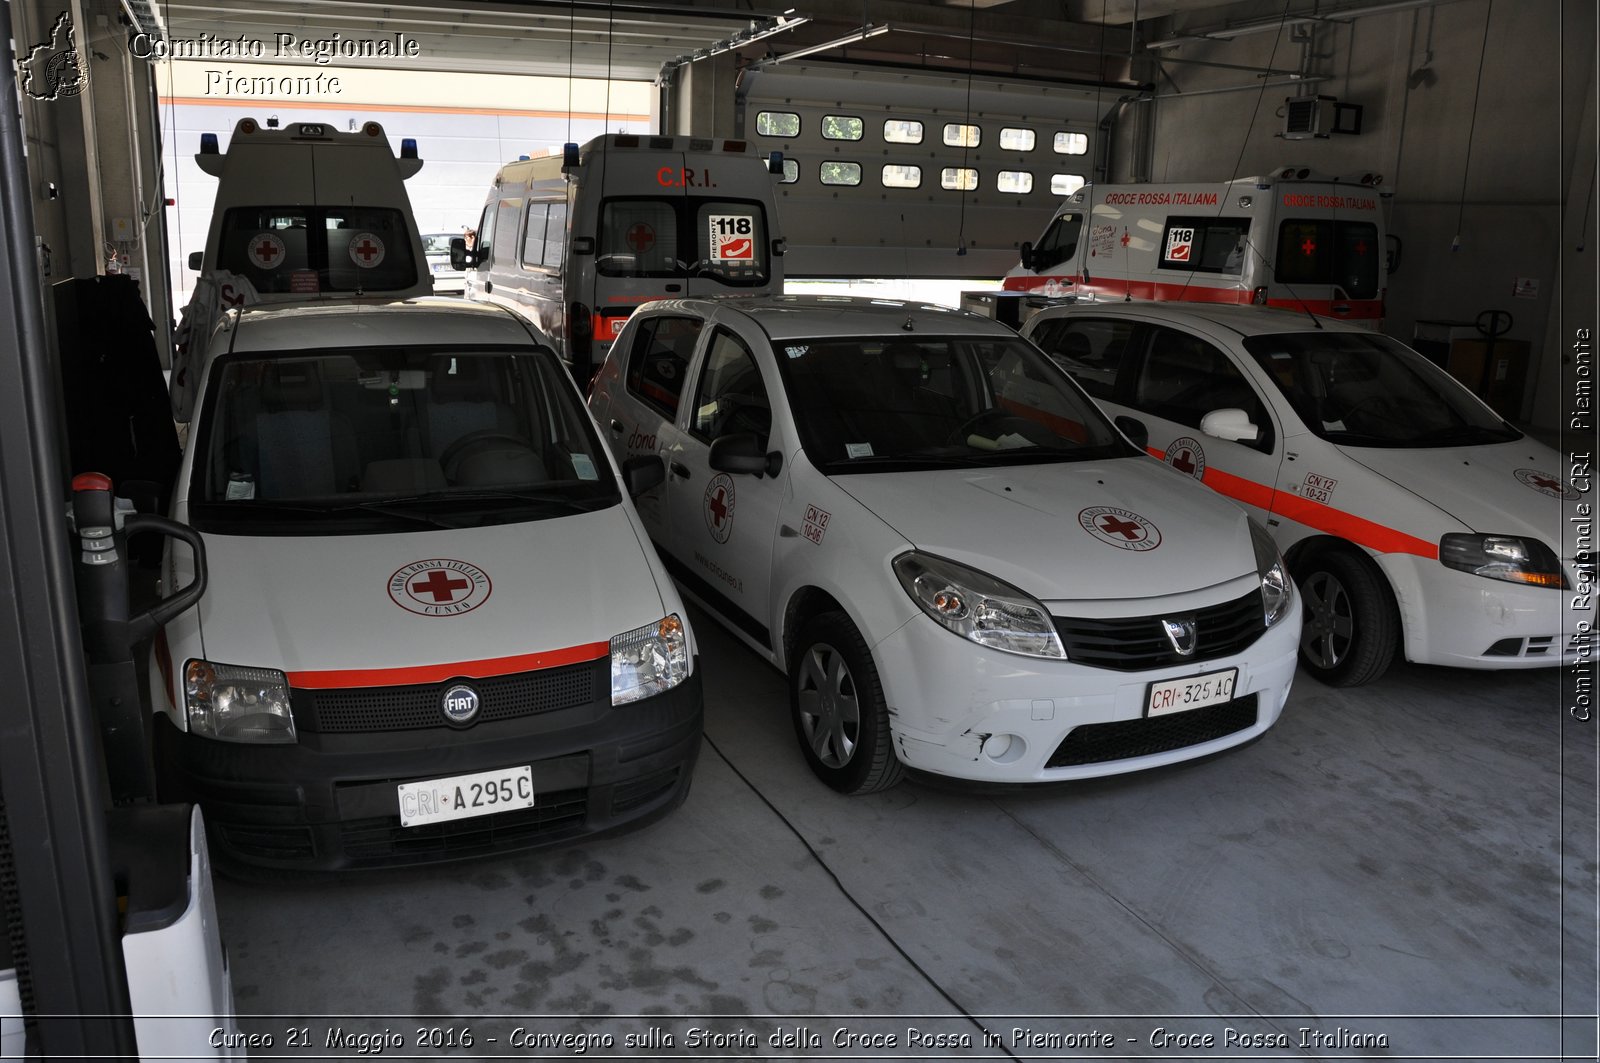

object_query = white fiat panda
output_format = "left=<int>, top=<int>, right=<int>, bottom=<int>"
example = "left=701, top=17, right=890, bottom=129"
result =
left=590, top=295, right=1302, bottom=794
left=150, top=298, right=700, bottom=874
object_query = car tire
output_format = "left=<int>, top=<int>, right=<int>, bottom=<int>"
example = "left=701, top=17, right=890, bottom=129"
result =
left=789, top=612, right=904, bottom=795
left=1296, top=548, right=1398, bottom=687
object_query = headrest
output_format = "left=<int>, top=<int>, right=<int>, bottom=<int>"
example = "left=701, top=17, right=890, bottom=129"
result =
left=1058, top=331, right=1093, bottom=358
left=260, top=362, right=323, bottom=409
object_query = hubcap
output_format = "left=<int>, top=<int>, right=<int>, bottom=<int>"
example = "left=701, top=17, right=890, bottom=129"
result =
left=797, top=642, right=860, bottom=769
left=1300, top=570, right=1355, bottom=670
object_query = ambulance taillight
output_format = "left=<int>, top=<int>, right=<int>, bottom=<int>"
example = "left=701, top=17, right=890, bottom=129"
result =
left=569, top=301, right=594, bottom=376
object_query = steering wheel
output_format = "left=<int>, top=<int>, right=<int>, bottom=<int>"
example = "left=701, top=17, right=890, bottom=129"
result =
left=945, top=409, right=1045, bottom=447
left=440, top=430, right=535, bottom=478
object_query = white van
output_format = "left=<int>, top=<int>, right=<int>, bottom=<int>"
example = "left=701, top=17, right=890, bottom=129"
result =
left=463, top=134, right=785, bottom=383
left=1005, top=168, right=1392, bottom=326
left=150, top=298, right=701, bottom=874
left=171, top=118, right=433, bottom=421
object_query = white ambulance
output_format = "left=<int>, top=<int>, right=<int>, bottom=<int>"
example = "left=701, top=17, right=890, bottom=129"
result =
left=1022, top=301, right=1593, bottom=686
left=463, top=134, right=785, bottom=384
left=150, top=298, right=701, bottom=874
left=171, top=118, right=434, bottom=422
left=1004, top=168, right=1391, bottom=326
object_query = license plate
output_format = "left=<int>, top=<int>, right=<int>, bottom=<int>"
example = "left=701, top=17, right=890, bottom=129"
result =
left=1145, top=668, right=1238, bottom=717
left=397, top=766, right=534, bottom=827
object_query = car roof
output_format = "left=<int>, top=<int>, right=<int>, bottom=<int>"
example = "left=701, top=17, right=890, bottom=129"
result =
left=1029, top=300, right=1374, bottom=338
left=214, top=297, right=543, bottom=354
left=652, top=295, right=1014, bottom=342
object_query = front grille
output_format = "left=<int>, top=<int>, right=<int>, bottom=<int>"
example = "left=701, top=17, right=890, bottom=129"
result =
left=1053, top=591, right=1265, bottom=671
left=340, top=788, right=590, bottom=863
left=1047, top=695, right=1259, bottom=768
left=294, top=660, right=602, bottom=733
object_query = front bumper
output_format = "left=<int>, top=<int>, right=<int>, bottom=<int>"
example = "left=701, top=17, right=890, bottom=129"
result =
left=873, top=597, right=1300, bottom=784
left=155, top=662, right=702, bottom=874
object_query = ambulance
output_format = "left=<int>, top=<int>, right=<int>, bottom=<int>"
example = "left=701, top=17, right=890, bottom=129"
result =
left=171, top=118, right=433, bottom=421
left=462, top=134, right=786, bottom=384
left=1004, top=168, right=1391, bottom=326
left=149, top=297, right=702, bottom=873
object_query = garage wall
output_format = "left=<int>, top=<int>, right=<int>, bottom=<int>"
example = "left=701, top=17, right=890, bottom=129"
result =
left=1136, top=0, right=1595, bottom=430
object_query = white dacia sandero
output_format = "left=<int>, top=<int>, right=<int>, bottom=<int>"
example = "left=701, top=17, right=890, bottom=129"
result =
left=151, top=298, right=701, bottom=874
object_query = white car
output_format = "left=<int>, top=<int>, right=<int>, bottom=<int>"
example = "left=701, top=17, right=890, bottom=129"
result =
left=150, top=298, right=701, bottom=874
left=589, top=295, right=1300, bottom=793
left=422, top=232, right=468, bottom=295
left=1022, top=301, right=1593, bottom=686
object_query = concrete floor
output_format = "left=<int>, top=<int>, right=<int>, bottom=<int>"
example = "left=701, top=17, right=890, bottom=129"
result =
left=216, top=612, right=1597, bottom=1060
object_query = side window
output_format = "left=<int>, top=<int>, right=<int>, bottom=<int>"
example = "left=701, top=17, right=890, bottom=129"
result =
left=1133, top=327, right=1272, bottom=448
left=1031, top=213, right=1083, bottom=271
left=690, top=330, right=771, bottom=445
left=543, top=202, right=568, bottom=267
left=520, top=203, right=548, bottom=268
left=1029, top=318, right=1134, bottom=400
left=490, top=198, right=521, bottom=268
left=474, top=204, right=496, bottom=266
left=625, top=315, right=704, bottom=421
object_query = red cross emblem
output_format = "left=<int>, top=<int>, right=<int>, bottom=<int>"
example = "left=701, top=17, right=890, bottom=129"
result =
left=703, top=474, right=736, bottom=543
left=1532, top=474, right=1561, bottom=492
left=1120, top=230, right=1131, bottom=247
left=254, top=240, right=279, bottom=263
left=1170, top=449, right=1196, bottom=475
left=355, top=239, right=381, bottom=262
left=1099, top=514, right=1144, bottom=540
left=1354, top=240, right=1368, bottom=256
left=626, top=223, right=655, bottom=253
left=708, top=487, right=729, bottom=527
left=1300, top=237, right=1316, bottom=256
left=411, top=569, right=470, bottom=603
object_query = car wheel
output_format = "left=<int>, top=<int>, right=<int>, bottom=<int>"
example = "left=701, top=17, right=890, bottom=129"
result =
left=1296, top=549, right=1398, bottom=687
left=789, top=612, right=904, bottom=794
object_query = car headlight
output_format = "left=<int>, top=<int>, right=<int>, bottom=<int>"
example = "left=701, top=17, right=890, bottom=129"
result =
left=184, top=660, right=297, bottom=743
left=892, top=552, right=1065, bottom=659
left=611, top=613, right=691, bottom=705
left=1440, top=534, right=1568, bottom=589
left=1249, top=519, right=1293, bottom=628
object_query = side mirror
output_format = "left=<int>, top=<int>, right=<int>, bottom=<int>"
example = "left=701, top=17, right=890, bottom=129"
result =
left=1200, top=408, right=1260, bottom=443
left=709, top=432, right=781, bottom=477
left=187, top=251, right=203, bottom=271
left=1018, top=240, right=1035, bottom=271
left=620, top=455, right=665, bottom=498
left=449, top=237, right=477, bottom=271
left=1114, top=415, right=1148, bottom=452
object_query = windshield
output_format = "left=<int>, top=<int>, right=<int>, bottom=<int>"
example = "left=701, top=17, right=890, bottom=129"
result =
left=421, top=234, right=457, bottom=255
left=1242, top=332, right=1521, bottom=448
left=189, top=344, right=619, bottom=533
left=597, top=197, right=770, bottom=286
left=217, top=206, right=419, bottom=294
left=777, top=334, right=1135, bottom=473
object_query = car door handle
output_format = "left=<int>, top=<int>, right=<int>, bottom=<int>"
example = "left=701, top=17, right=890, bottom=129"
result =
left=484, top=280, right=493, bottom=294
left=669, top=461, right=690, bottom=479
left=609, top=418, right=624, bottom=434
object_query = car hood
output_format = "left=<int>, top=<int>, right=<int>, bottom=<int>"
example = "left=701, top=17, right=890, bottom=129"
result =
left=195, top=508, right=665, bottom=680
left=832, top=456, right=1258, bottom=602
left=1339, top=438, right=1575, bottom=549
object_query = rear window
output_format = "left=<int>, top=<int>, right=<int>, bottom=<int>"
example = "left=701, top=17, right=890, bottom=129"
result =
left=216, top=207, right=418, bottom=294
left=597, top=197, right=770, bottom=286
left=1275, top=219, right=1381, bottom=298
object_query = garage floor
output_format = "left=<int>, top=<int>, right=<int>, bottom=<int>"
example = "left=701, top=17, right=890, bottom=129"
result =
left=216, top=610, right=1596, bottom=1060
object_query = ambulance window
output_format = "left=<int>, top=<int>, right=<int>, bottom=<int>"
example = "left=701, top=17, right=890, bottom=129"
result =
left=474, top=205, right=496, bottom=265
left=1051, top=174, right=1086, bottom=196
left=690, top=330, right=771, bottom=445
left=490, top=199, right=521, bottom=268
left=883, top=119, right=924, bottom=144
left=756, top=111, right=800, bottom=137
left=778, top=159, right=800, bottom=184
left=217, top=206, right=418, bottom=293
left=821, top=115, right=864, bottom=141
left=1028, top=318, right=1133, bottom=401
left=1133, top=327, right=1273, bottom=450
left=1053, top=132, right=1089, bottom=155
left=1276, top=220, right=1380, bottom=299
left=543, top=202, right=567, bottom=267
left=999, top=127, right=1035, bottom=152
left=820, top=162, right=862, bottom=186
left=597, top=199, right=679, bottom=277
left=997, top=171, right=1033, bottom=194
left=626, top=315, right=703, bottom=420
left=1158, top=217, right=1252, bottom=275
left=1031, top=212, right=1083, bottom=270
left=520, top=204, right=548, bottom=269
left=695, top=201, right=770, bottom=285
left=881, top=164, right=922, bottom=189
left=943, top=123, right=981, bottom=148
left=941, top=167, right=978, bottom=191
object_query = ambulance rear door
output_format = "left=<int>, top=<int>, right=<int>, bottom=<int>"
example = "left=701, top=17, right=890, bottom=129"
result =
left=1268, top=180, right=1385, bottom=324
